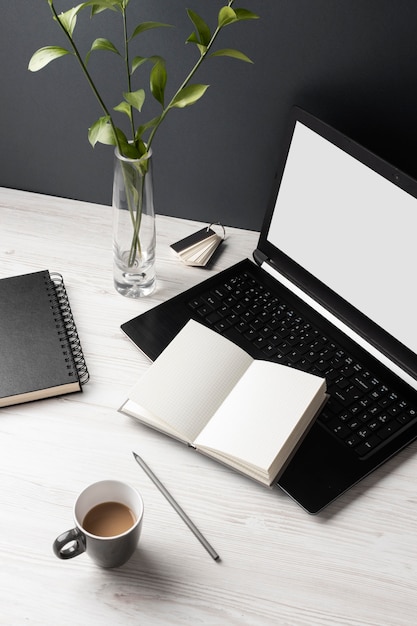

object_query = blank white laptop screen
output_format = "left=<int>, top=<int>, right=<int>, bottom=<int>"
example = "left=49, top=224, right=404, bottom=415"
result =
left=267, top=121, right=417, bottom=355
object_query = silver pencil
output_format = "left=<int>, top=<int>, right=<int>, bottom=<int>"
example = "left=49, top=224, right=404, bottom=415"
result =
left=132, top=451, right=220, bottom=562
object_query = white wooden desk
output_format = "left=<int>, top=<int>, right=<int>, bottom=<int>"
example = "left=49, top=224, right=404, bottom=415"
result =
left=1, top=186, right=417, bottom=625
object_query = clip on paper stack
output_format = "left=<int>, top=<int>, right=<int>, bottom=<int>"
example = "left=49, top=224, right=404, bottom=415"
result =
left=170, top=223, right=226, bottom=267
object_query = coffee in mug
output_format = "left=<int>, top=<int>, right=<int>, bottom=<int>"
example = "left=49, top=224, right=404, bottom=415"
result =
left=83, top=501, right=136, bottom=537
left=53, top=480, right=144, bottom=568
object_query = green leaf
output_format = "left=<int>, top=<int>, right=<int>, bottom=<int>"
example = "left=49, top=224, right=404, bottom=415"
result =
left=123, top=89, right=146, bottom=112
left=185, top=31, right=207, bottom=56
left=134, top=138, right=149, bottom=160
left=117, top=137, right=142, bottom=159
left=150, top=59, right=167, bottom=107
left=187, top=10, right=211, bottom=46
left=186, top=31, right=199, bottom=44
left=131, top=21, right=173, bottom=40
left=85, top=38, right=120, bottom=65
left=234, top=9, right=260, bottom=21
left=170, top=84, right=209, bottom=109
left=57, top=4, right=84, bottom=37
left=131, top=56, right=148, bottom=74
left=28, top=46, right=71, bottom=72
left=197, top=44, right=207, bottom=56
left=90, top=38, right=120, bottom=55
left=80, top=0, right=120, bottom=15
left=114, top=128, right=141, bottom=157
left=114, top=100, right=132, bottom=121
left=218, top=6, right=237, bottom=28
left=136, top=115, right=161, bottom=140
left=210, top=48, right=253, bottom=63
left=88, top=116, right=115, bottom=147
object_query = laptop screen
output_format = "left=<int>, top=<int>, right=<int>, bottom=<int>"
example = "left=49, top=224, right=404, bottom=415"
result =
left=265, top=117, right=417, bottom=358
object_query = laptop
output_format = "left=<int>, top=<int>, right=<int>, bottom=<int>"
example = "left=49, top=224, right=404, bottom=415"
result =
left=121, top=107, right=417, bottom=514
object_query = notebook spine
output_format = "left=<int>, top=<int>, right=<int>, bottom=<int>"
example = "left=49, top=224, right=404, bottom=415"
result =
left=46, top=273, right=90, bottom=385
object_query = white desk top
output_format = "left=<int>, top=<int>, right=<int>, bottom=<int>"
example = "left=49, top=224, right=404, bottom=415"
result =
left=1, top=186, right=417, bottom=625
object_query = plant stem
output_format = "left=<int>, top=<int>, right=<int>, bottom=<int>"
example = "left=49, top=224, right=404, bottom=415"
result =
left=122, top=4, right=136, bottom=143
left=128, top=167, right=144, bottom=265
left=147, top=0, right=235, bottom=150
left=118, top=2, right=142, bottom=265
left=48, top=1, right=123, bottom=155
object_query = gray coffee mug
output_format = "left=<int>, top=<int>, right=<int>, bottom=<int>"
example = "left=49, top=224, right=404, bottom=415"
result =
left=53, top=480, right=144, bottom=568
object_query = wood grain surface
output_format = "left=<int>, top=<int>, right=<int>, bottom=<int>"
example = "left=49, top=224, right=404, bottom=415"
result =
left=1, top=187, right=416, bottom=625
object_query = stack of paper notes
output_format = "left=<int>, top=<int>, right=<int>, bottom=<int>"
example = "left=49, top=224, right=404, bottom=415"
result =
left=170, top=226, right=224, bottom=267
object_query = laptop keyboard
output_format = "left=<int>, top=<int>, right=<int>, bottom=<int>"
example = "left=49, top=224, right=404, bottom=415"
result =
left=188, top=269, right=417, bottom=460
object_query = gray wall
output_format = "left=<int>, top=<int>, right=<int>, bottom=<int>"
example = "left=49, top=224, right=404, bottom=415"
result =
left=2, top=1, right=417, bottom=231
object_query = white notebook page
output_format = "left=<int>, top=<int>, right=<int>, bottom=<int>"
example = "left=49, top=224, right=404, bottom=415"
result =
left=127, top=320, right=253, bottom=442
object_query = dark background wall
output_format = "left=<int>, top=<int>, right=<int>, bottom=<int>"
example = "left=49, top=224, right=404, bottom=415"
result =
left=2, top=1, right=417, bottom=231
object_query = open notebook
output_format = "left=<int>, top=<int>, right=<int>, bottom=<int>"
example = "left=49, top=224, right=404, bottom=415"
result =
left=121, top=107, right=417, bottom=514
left=121, top=320, right=327, bottom=486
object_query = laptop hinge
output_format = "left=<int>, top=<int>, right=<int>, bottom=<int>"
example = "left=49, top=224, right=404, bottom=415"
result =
left=260, top=260, right=417, bottom=392
left=253, top=249, right=267, bottom=266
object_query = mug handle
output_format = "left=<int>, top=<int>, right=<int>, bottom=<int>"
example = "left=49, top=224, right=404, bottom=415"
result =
left=53, top=528, right=86, bottom=560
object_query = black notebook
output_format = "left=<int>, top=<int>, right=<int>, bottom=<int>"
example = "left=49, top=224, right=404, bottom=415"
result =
left=0, top=270, right=89, bottom=407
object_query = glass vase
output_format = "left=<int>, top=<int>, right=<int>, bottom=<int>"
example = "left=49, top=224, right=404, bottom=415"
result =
left=112, top=148, right=156, bottom=298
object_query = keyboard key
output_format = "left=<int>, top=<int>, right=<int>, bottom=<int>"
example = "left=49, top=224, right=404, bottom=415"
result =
left=345, top=433, right=361, bottom=447
left=202, top=294, right=221, bottom=308
left=329, top=421, right=351, bottom=438
left=206, top=311, right=222, bottom=324
left=197, top=305, right=211, bottom=317
left=378, top=420, right=402, bottom=439
left=398, top=408, right=417, bottom=425
left=354, top=435, right=382, bottom=456
left=214, top=320, right=231, bottom=333
left=263, top=344, right=278, bottom=358
left=189, top=297, right=204, bottom=309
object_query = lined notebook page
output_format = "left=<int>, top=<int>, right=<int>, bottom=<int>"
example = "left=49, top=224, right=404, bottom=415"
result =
left=194, top=360, right=326, bottom=473
left=126, top=320, right=253, bottom=442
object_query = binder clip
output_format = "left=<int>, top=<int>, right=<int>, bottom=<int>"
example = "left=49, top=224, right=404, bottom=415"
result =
left=170, top=223, right=226, bottom=267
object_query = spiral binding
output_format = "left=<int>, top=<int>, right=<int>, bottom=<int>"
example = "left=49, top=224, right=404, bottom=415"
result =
left=45, top=272, right=90, bottom=385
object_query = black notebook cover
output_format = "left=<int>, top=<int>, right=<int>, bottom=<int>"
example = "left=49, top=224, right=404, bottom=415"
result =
left=0, top=270, right=89, bottom=407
